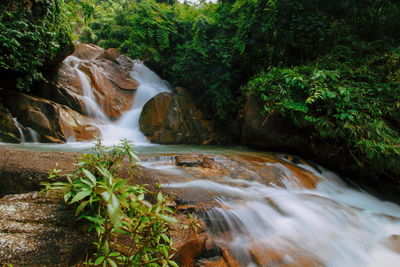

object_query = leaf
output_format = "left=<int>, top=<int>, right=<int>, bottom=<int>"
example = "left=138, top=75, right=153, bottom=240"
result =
left=94, top=256, right=105, bottom=265
left=157, top=192, right=163, bottom=202
left=69, top=190, right=91, bottom=204
left=156, top=214, right=178, bottom=224
left=82, top=169, right=97, bottom=186
left=75, top=200, right=89, bottom=216
left=168, top=260, right=179, bottom=267
left=106, top=258, right=118, bottom=267
left=83, top=215, right=105, bottom=225
left=160, top=233, right=170, bottom=243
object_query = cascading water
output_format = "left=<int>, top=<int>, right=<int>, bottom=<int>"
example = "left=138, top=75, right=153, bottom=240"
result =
left=64, top=56, right=170, bottom=145
left=100, top=60, right=170, bottom=144
left=12, top=117, right=25, bottom=143
left=146, top=154, right=400, bottom=267
left=64, top=56, right=109, bottom=122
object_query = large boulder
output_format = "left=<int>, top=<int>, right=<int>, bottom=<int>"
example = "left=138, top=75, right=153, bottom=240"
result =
left=139, top=88, right=226, bottom=145
left=57, top=45, right=138, bottom=119
left=0, top=192, right=93, bottom=266
left=1, top=91, right=101, bottom=143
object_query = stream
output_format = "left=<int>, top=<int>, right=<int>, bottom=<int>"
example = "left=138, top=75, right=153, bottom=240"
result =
left=2, top=57, right=400, bottom=266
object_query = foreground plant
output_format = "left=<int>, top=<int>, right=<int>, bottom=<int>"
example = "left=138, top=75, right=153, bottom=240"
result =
left=42, top=140, right=178, bottom=267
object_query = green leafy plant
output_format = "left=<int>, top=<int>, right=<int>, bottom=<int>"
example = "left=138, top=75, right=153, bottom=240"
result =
left=43, top=140, right=179, bottom=267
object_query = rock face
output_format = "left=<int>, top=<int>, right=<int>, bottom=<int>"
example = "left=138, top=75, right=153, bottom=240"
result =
left=1, top=91, right=101, bottom=142
left=139, top=88, right=225, bottom=145
left=0, top=192, right=93, bottom=266
left=57, top=44, right=138, bottom=119
left=0, top=103, right=21, bottom=143
left=242, top=95, right=354, bottom=176
left=0, top=145, right=76, bottom=196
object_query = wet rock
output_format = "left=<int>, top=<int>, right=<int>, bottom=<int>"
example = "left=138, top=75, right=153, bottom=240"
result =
left=0, top=103, right=21, bottom=143
left=385, top=234, right=400, bottom=253
left=0, top=145, right=76, bottom=196
left=175, top=154, right=210, bottom=167
left=1, top=91, right=100, bottom=142
left=139, top=89, right=225, bottom=145
left=71, top=43, right=104, bottom=60
left=101, top=48, right=121, bottom=62
left=249, top=244, right=323, bottom=267
left=57, top=45, right=138, bottom=119
left=0, top=192, right=93, bottom=266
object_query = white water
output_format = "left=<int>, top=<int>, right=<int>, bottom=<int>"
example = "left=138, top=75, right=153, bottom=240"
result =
left=101, top=60, right=170, bottom=144
left=12, top=117, right=25, bottom=143
left=64, top=56, right=170, bottom=145
left=26, top=127, right=39, bottom=142
left=157, top=158, right=400, bottom=267
left=65, top=56, right=109, bottom=121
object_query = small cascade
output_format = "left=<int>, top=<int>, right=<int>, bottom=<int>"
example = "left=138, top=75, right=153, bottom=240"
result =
left=64, top=56, right=109, bottom=121
left=152, top=154, right=400, bottom=267
left=12, top=118, right=26, bottom=143
left=26, top=127, right=39, bottom=142
left=101, top=60, right=170, bottom=143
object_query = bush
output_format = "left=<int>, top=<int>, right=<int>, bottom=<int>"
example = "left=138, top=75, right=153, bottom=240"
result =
left=244, top=43, right=400, bottom=178
left=43, top=140, right=178, bottom=267
left=0, top=0, right=76, bottom=92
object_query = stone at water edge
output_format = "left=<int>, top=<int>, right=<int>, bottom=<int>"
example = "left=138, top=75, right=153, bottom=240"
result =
left=0, top=192, right=93, bottom=266
left=0, top=103, right=21, bottom=143
left=139, top=89, right=226, bottom=145
left=1, top=91, right=101, bottom=142
left=0, top=145, right=76, bottom=196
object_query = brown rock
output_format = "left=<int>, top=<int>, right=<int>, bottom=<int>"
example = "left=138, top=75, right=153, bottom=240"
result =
left=249, top=244, right=323, bottom=267
left=0, top=145, right=76, bottom=196
left=0, top=192, right=93, bottom=266
left=1, top=91, right=100, bottom=142
left=72, top=43, right=104, bottom=60
left=57, top=47, right=138, bottom=119
left=0, top=103, right=21, bottom=143
left=170, top=214, right=208, bottom=267
left=197, top=257, right=229, bottom=267
left=139, top=91, right=225, bottom=145
left=101, top=48, right=121, bottom=62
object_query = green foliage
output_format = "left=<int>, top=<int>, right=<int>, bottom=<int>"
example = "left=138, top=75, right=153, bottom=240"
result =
left=244, top=43, right=400, bottom=177
left=43, top=140, right=178, bottom=267
left=0, top=0, right=78, bottom=91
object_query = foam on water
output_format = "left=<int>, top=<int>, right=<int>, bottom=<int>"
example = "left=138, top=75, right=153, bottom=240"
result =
left=162, top=162, right=400, bottom=267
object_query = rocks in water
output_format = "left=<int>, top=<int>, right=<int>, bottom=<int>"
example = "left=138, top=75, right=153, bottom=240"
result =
left=0, top=103, right=21, bottom=143
left=139, top=88, right=225, bottom=145
left=1, top=91, right=101, bottom=142
left=0, top=192, right=93, bottom=266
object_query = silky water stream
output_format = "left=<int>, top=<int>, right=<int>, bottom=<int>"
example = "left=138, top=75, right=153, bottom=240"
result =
left=142, top=152, right=400, bottom=267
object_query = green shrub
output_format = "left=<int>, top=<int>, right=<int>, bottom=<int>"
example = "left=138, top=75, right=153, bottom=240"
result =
left=43, top=140, right=178, bottom=267
left=244, top=44, right=400, bottom=177
left=0, top=0, right=77, bottom=91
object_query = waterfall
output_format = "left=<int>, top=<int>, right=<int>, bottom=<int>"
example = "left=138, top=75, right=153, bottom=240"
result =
left=65, top=56, right=109, bottom=122
left=26, top=127, right=39, bottom=142
left=12, top=118, right=25, bottom=143
left=63, top=56, right=170, bottom=145
left=100, top=60, right=170, bottom=144
left=156, top=155, right=400, bottom=267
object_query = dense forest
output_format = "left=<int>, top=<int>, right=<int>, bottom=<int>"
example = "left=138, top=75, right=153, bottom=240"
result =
left=1, top=0, right=399, bottom=181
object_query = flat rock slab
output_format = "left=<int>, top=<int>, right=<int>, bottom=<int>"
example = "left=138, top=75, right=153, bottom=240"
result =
left=0, top=192, right=93, bottom=266
left=0, top=145, right=76, bottom=196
